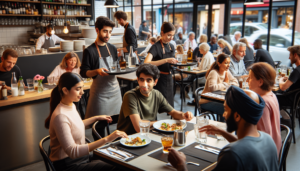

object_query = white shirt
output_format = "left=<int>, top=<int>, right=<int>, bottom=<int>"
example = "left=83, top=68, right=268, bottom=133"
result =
left=36, top=34, right=64, bottom=50
left=49, top=65, right=80, bottom=78
left=183, top=39, right=197, bottom=51
left=170, top=40, right=176, bottom=49
left=231, top=37, right=240, bottom=46
left=198, top=51, right=215, bottom=71
left=140, top=43, right=152, bottom=57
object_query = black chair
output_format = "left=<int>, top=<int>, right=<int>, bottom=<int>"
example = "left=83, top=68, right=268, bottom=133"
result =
left=194, top=87, right=216, bottom=120
left=279, top=124, right=292, bottom=171
left=39, top=135, right=91, bottom=171
left=92, top=114, right=120, bottom=141
left=276, top=88, right=300, bottom=143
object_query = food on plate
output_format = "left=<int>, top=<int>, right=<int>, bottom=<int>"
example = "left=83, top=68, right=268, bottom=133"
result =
left=160, top=122, right=183, bottom=131
left=124, top=137, right=146, bottom=146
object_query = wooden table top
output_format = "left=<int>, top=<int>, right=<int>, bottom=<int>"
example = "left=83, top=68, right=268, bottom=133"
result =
left=116, top=72, right=137, bottom=81
left=0, top=81, right=93, bottom=107
left=181, top=69, right=207, bottom=75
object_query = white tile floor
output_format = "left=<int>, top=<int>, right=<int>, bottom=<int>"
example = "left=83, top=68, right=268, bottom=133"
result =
left=12, top=90, right=300, bottom=171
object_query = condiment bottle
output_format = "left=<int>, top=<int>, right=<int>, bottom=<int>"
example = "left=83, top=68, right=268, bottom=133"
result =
left=1, top=83, right=8, bottom=100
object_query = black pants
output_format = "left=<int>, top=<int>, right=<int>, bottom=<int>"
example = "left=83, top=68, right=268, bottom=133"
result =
left=275, top=92, right=293, bottom=109
left=53, top=154, right=122, bottom=171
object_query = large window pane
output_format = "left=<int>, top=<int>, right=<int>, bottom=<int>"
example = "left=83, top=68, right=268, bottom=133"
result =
left=211, top=4, right=225, bottom=36
left=133, top=5, right=142, bottom=35
left=196, top=5, right=208, bottom=42
left=124, top=6, right=132, bottom=25
left=230, top=2, right=243, bottom=37
left=124, top=0, right=132, bottom=6
left=173, top=3, right=194, bottom=39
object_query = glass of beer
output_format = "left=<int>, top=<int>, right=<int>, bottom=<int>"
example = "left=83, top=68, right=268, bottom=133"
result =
left=161, top=136, right=173, bottom=153
left=239, top=78, right=243, bottom=88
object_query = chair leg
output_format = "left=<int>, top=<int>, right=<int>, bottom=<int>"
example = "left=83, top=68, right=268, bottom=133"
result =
left=291, top=111, right=296, bottom=144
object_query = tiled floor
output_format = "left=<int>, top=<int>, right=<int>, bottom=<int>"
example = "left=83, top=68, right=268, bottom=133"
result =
left=12, top=90, right=300, bottom=171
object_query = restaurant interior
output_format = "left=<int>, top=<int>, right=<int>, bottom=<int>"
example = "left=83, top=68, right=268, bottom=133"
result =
left=1, top=0, right=300, bottom=170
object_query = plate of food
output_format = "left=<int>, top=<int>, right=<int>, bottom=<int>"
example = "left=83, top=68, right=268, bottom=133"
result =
left=153, top=119, right=187, bottom=132
left=120, top=134, right=151, bottom=147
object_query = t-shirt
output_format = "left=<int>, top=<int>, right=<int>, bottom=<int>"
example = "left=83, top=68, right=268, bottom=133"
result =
left=254, top=49, right=275, bottom=68
left=80, top=43, right=117, bottom=79
left=243, top=46, right=255, bottom=69
left=213, top=131, right=279, bottom=171
left=139, top=25, right=149, bottom=40
left=209, top=43, right=218, bottom=53
left=0, top=65, right=21, bottom=87
left=124, top=23, right=138, bottom=52
left=148, top=41, right=175, bottom=72
left=117, top=87, right=174, bottom=135
left=257, top=92, right=281, bottom=157
left=287, top=65, right=300, bottom=101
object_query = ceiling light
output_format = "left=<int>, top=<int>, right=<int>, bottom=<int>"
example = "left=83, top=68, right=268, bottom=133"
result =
left=104, top=0, right=119, bottom=8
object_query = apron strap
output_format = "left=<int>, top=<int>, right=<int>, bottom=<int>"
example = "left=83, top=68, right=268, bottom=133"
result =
left=160, top=39, right=172, bottom=55
left=94, top=41, right=112, bottom=59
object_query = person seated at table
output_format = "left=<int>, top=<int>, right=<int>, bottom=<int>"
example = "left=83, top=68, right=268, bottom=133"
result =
left=138, top=37, right=157, bottom=57
left=208, top=35, right=218, bottom=54
left=45, top=72, right=128, bottom=171
left=229, top=42, right=248, bottom=77
left=49, top=52, right=81, bottom=78
left=197, top=43, right=215, bottom=71
left=175, top=32, right=186, bottom=45
left=168, top=86, right=279, bottom=171
left=117, top=64, right=193, bottom=135
left=247, top=62, right=281, bottom=156
left=277, top=45, right=300, bottom=107
left=0, top=49, right=22, bottom=88
left=193, top=34, right=208, bottom=60
left=217, top=39, right=232, bottom=55
left=174, top=45, right=188, bottom=81
left=197, top=54, right=238, bottom=118
left=183, top=32, right=197, bottom=51
left=254, top=39, right=275, bottom=68
left=239, top=38, right=255, bottom=69
left=231, top=31, right=241, bottom=45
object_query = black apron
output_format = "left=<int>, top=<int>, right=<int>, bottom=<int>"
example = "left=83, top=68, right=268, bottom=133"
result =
left=154, top=40, right=174, bottom=107
left=42, top=35, right=55, bottom=50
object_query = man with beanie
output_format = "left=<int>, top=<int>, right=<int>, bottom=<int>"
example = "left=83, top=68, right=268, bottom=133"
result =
left=167, top=86, right=279, bottom=171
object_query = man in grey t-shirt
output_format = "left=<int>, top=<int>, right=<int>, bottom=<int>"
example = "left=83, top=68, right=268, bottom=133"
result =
left=168, top=86, right=279, bottom=171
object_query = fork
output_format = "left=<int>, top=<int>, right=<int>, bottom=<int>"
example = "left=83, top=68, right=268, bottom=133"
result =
left=107, top=143, right=133, bottom=157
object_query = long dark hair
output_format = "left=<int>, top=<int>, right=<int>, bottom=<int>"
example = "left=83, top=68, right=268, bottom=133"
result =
left=161, top=22, right=175, bottom=35
left=45, top=72, right=83, bottom=129
left=205, top=54, right=230, bottom=78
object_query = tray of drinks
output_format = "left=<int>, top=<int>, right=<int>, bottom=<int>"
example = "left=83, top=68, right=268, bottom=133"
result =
left=105, top=67, right=138, bottom=75
left=171, top=62, right=197, bottom=67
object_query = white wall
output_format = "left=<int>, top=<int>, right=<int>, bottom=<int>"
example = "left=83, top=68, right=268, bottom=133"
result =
left=0, top=26, right=34, bottom=45
left=94, top=1, right=106, bottom=19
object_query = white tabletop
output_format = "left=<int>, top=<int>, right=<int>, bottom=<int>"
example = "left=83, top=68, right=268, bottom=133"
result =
left=94, top=118, right=229, bottom=171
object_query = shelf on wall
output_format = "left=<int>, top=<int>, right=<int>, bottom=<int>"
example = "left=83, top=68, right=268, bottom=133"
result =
left=0, top=14, right=41, bottom=16
left=43, top=14, right=91, bottom=17
left=0, top=25, right=35, bottom=27
left=0, top=0, right=40, bottom=3
left=41, top=2, right=91, bottom=6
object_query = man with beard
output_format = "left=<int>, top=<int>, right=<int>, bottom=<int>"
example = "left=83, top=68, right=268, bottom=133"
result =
left=80, top=17, right=122, bottom=120
left=117, top=64, right=193, bottom=135
left=36, top=24, right=64, bottom=51
left=0, top=49, right=21, bottom=88
left=208, top=35, right=218, bottom=53
left=277, top=45, right=300, bottom=107
left=167, top=86, right=279, bottom=171
left=229, top=42, right=248, bottom=77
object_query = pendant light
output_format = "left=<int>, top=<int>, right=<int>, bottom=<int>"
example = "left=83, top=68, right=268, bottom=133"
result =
left=51, top=25, right=55, bottom=34
left=244, top=0, right=264, bottom=5
left=63, top=23, right=69, bottom=34
left=104, top=0, right=119, bottom=8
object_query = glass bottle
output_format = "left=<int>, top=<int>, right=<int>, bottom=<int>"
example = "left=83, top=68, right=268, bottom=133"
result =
left=11, top=72, right=18, bottom=97
left=187, top=41, right=193, bottom=63
left=1, top=83, right=8, bottom=100
left=18, top=76, right=25, bottom=96
left=119, top=49, right=126, bottom=70
left=128, top=46, right=136, bottom=68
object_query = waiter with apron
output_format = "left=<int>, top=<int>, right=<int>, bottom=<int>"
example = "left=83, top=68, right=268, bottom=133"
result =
left=80, top=16, right=122, bottom=124
left=36, top=24, right=64, bottom=52
left=114, top=11, right=140, bottom=64
left=144, top=22, right=177, bottom=107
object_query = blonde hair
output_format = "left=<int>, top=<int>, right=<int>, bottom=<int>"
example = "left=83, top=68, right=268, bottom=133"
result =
left=239, top=38, right=250, bottom=48
left=218, top=39, right=233, bottom=53
left=59, top=52, right=81, bottom=69
left=199, top=43, right=210, bottom=52
left=176, top=45, right=184, bottom=54
left=199, top=34, right=208, bottom=43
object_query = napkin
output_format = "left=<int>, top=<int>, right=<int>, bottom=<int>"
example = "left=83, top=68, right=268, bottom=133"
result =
left=97, top=147, right=134, bottom=161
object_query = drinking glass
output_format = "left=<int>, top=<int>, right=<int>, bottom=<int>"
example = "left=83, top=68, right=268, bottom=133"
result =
left=47, top=76, right=54, bottom=85
left=34, top=80, right=39, bottom=91
left=139, top=120, right=150, bottom=137
left=239, top=78, right=243, bottom=88
left=182, top=54, right=187, bottom=64
left=161, top=136, right=173, bottom=153
left=196, top=116, right=209, bottom=143
left=26, top=79, right=34, bottom=91
left=111, top=61, right=117, bottom=72
left=281, top=65, right=287, bottom=77
left=177, top=54, right=182, bottom=64
left=287, top=67, right=292, bottom=76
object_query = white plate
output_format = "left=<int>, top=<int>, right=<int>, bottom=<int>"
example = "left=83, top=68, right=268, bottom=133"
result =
left=153, top=119, right=187, bottom=133
left=120, top=134, right=151, bottom=147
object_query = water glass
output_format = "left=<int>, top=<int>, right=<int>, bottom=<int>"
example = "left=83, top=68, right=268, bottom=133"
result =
left=47, top=76, right=54, bottom=85
left=161, top=136, right=173, bottom=153
left=128, top=56, right=136, bottom=68
left=111, top=61, right=117, bottom=72
left=11, top=87, right=18, bottom=97
left=26, top=79, right=34, bottom=91
left=177, top=54, right=183, bottom=64
left=139, top=120, right=150, bottom=136
left=196, top=116, right=209, bottom=143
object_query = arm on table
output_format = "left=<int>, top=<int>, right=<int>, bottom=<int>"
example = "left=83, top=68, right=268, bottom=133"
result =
left=199, top=125, right=237, bottom=143
left=129, top=114, right=157, bottom=133
left=168, top=109, right=193, bottom=121
left=279, top=77, right=293, bottom=91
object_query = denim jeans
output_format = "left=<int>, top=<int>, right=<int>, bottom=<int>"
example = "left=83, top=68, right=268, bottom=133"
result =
left=201, top=101, right=225, bottom=122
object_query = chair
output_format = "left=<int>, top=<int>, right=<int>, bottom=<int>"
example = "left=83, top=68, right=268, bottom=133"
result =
left=39, top=135, right=91, bottom=171
left=194, top=87, right=216, bottom=120
left=279, top=124, right=292, bottom=171
left=276, top=88, right=300, bottom=143
left=92, top=114, right=120, bottom=141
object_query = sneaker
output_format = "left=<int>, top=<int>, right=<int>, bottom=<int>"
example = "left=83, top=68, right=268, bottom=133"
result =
left=187, top=100, right=196, bottom=106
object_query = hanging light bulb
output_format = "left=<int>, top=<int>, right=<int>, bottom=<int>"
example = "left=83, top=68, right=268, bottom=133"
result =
left=51, top=29, right=55, bottom=34
left=104, top=0, right=119, bottom=8
left=63, top=23, right=69, bottom=34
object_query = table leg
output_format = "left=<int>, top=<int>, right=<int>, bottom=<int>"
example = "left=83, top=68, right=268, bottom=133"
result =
left=180, top=71, right=184, bottom=111
left=194, top=74, right=199, bottom=116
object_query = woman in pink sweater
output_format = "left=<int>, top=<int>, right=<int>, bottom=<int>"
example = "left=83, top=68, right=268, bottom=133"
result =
left=45, top=72, right=128, bottom=171
left=247, top=62, right=281, bottom=157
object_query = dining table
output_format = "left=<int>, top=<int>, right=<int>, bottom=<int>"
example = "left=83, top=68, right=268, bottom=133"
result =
left=93, top=118, right=229, bottom=171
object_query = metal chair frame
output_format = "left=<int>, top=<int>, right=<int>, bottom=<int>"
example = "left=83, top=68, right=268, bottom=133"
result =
left=92, top=114, right=120, bottom=141
left=279, top=124, right=292, bottom=171
left=194, top=87, right=216, bottom=120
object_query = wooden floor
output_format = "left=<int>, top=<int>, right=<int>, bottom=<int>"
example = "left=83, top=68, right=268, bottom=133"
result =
left=7, top=89, right=300, bottom=171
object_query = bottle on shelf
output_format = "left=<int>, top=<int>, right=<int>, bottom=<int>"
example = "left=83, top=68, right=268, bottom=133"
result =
left=18, top=76, right=25, bottom=96
left=11, top=72, right=18, bottom=97
left=187, top=41, right=193, bottom=63
left=8, top=2, right=12, bottom=14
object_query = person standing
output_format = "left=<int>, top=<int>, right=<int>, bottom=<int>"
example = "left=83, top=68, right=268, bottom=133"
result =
left=139, top=21, right=151, bottom=41
left=114, top=11, right=139, bottom=63
left=36, top=24, right=64, bottom=51
left=144, top=22, right=178, bottom=107
left=80, top=16, right=122, bottom=119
